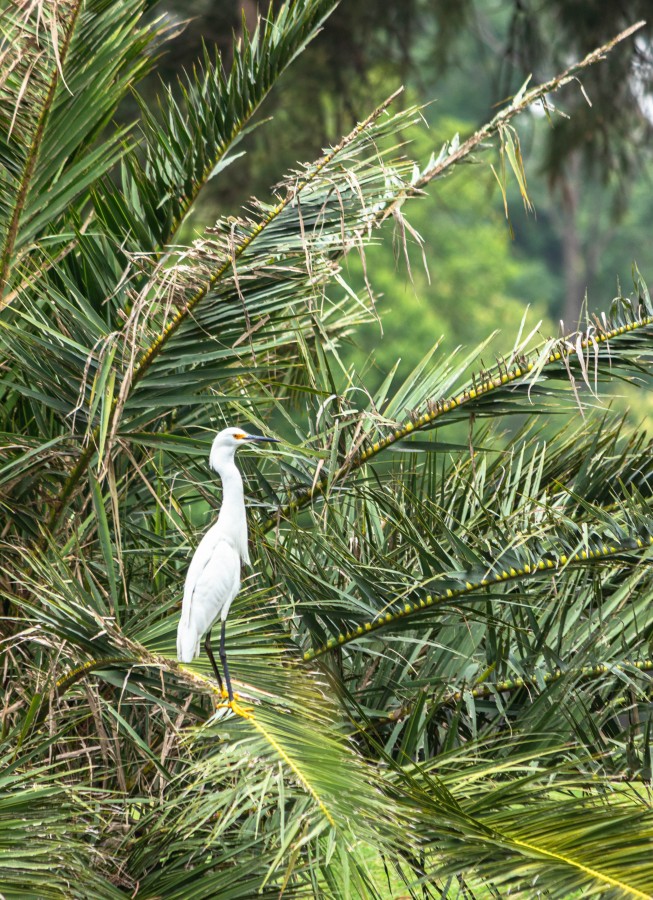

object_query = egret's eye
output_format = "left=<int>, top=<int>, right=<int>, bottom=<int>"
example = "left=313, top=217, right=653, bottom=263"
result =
left=234, top=432, right=246, bottom=440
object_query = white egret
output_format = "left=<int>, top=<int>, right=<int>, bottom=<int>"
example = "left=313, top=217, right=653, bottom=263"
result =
left=177, top=426, right=278, bottom=701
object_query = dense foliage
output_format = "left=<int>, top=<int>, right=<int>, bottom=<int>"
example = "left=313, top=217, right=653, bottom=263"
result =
left=1, top=2, right=652, bottom=897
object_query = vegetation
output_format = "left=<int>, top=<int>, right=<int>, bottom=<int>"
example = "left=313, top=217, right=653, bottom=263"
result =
left=1, top=1, right=652, bottom=897
left=166, top=0, right=653, bottom=337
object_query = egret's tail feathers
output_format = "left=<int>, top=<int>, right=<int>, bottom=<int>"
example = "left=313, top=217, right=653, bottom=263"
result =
left=177, top=624, right=200, bottom=663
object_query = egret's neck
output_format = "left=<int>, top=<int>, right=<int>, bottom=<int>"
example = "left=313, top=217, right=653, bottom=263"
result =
left=216, top=459, right=244, bottom=518
left=213, top=456, right=249, bottom=563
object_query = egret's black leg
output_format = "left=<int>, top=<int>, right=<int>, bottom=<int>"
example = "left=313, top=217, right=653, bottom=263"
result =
left=219, top=619, right=233, bottom=702
left=204, top=629, right=224, bottom=693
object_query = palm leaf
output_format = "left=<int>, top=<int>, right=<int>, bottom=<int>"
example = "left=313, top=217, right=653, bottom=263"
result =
left=96, top=0, right=340, bottom=257
left=0, top=0, right=159, bottom=301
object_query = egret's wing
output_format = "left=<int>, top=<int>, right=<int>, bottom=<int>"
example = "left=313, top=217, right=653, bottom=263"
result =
left=180, top=528, right=240, bottom=630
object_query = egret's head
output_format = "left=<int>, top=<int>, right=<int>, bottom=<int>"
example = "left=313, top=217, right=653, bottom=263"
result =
left=209, top=426, right=279, bottom=472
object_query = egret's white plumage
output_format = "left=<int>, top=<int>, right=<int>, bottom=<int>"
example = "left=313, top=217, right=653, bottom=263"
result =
left=177, top=426, right=277, bottom=699
left=176, top=535, right=241, bottom=662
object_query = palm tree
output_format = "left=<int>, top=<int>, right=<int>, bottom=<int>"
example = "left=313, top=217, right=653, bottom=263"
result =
left=1, top=2, right=651, bottom=896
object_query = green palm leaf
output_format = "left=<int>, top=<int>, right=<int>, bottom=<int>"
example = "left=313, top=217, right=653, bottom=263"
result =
left=96, top=0, right=340, bottom=257
left=0, top=0, right=158, bottom=301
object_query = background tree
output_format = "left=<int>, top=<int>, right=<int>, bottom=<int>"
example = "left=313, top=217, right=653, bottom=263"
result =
left=1, top=2, right=653, bottom=897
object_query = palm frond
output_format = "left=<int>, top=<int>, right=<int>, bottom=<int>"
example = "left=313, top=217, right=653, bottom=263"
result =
left=401, top=751, right=653, bottom=898
left=96, top=0, right=340, bottom=257
left=0, top=743, right=122, bottom=898
left=265, top=285, right=653, bottom=527
left=0, top=0, right=158, bottom=301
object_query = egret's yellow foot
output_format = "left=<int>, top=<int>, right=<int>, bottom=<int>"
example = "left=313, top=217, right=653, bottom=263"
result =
left=228, top=698, right=254, bottom=719
left=213, top=697, right=254, bottom=718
